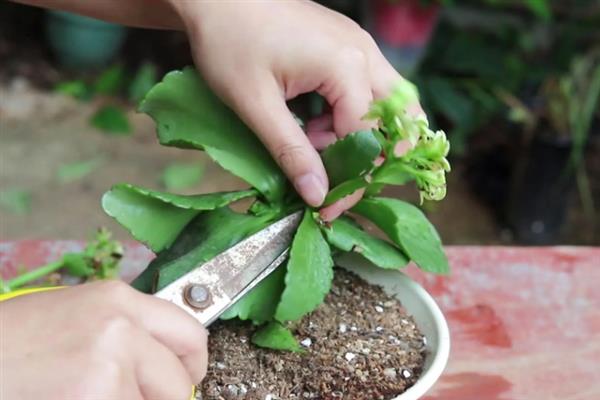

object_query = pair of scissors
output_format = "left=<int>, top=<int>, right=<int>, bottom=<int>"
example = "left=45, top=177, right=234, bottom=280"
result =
left=152, top=210, right=303, bottom=326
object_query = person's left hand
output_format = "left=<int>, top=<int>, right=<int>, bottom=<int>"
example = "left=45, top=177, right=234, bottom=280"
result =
left=168, top=0, right=421, bottom=219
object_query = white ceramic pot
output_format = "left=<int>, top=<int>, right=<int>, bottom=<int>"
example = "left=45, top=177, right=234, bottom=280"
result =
left=337, top=254, right=450, bottom=400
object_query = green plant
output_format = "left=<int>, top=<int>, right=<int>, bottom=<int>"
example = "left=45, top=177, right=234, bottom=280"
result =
left=0, top=189, right=31, bottom=215
left=102, top=68, right=451, bottom=350
left=0, top=229, right=123, bottom=293
left=90, top=105, right=131, bottom=135
left=54, top=63, right=159, bottom=135
left=500, top=47, right=600, bottom=219
left=415, top=0, right=599, bottom=153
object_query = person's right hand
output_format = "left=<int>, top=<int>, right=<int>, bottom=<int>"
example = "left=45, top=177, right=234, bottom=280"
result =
left=0, top=280, right=208, bottom=400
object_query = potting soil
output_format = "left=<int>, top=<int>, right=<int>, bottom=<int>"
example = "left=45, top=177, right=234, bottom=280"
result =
left=200, top=268, right=426, bottom=399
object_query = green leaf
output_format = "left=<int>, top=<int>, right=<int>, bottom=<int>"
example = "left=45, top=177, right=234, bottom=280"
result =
left=322, top=216, right=409, bottom=269
left=139, top=68, right=286, bottom=201
left=160, top=162, right=204, bottom=191
left=524, top=0, right=551, bottom=20
left=94, top=64, right=126, bottom=96
left=321, top=130, right=381, bottom=186
left=54, top=80, right=91, bottom=100
left=372, top=163, right=414, bottom=186
left=57, top=158, right=103, bottom=183
left=220, top=266, right=286, bottom=324
left=251, top=322, right=303, bottom=352
left=111, top=184, right=255, bottom=210
left=0, top=189, right=31, bottom=215
left=352, top=198, right=449, bottom=274
left=131, top=207, right=277, bottom=293
left=364, top=182, right=385, bottom=197
left=275, top=210, right=333, bottom=322
left=102, top=184, right=255, bottom=253
left=425, top=78, right=474, bottom=127
left=90, top=105, right=131, bottom=135
left=129, top=62, right=158, bottom=104
left=61, top=253, right=94, bottom=277
left=323, top=177, right=368, bottom=206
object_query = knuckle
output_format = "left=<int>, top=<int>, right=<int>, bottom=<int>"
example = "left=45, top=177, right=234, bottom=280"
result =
left=95, top=315, right=134, bottom=346
left=93, top=280, right=133, bottom=305
left=336, top=46, right=368, bottom=70
left=275, top=143, right=310, bottom=172
left=358, top=27, right=378, bottom=48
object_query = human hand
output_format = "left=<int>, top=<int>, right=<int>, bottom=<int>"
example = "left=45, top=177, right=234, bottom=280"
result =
left=168, top=0, right=421, bottom=216
left=0, top=281, right=207, bottom=400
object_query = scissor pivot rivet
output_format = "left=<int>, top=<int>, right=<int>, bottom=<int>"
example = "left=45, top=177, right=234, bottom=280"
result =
left=184, top=284, right=211, bottom=309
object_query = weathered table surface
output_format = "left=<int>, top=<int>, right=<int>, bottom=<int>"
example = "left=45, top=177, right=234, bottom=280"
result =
left=2, top=242, right=599, bottom=400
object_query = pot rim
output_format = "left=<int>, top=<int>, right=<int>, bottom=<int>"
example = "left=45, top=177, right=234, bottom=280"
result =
left=391, top=270, right=450, bottom=400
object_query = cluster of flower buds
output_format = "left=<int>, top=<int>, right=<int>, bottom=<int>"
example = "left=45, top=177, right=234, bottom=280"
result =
left=365, top=80, right=451, bottom=203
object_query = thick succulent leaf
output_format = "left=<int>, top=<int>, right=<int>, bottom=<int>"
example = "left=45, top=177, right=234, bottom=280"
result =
left=139, top=67, right=286, bottom=201
left=111, top=184, right=256, bottom=210
left=352, top=198, right=449, bottom=274
left=131, top=207, right=277, bottom=293
left=102, top=184, right=255, bottom=253
left=275, top=210, right=333, bottom=322
left=323, top=177, right=368, bottom=206
left=251, top=322, right=303, bottom=352
left=322, top=216, right=409, bottom=269
left=102, top=187, right=198, bottom=253
left=321, top=130, right=381, bottom=186
left=220, top=266, right=286, bottom=324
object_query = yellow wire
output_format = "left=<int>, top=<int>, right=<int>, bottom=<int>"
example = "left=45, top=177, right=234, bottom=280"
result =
left=0, top=286, right=64, bottom=302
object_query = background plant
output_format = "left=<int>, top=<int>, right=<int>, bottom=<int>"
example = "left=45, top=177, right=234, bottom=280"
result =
left=0, top=229, right=123, bottom=294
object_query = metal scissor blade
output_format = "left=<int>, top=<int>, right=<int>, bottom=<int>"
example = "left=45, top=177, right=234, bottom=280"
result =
left=154, top=210, right=303, bottom=326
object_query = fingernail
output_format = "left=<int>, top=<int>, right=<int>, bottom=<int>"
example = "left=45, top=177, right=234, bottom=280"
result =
left=294, top=173, right=327, bottom=207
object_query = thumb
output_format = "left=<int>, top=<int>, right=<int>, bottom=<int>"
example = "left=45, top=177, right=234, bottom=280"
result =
left=226, top=76, right=328, bottom=207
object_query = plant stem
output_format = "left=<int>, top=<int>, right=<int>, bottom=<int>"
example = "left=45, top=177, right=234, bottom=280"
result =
left=5, top=260, right=64, bottom=292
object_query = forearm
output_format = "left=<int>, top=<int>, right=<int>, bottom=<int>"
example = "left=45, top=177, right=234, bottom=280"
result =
left=11, top=0, right=184, bottom=30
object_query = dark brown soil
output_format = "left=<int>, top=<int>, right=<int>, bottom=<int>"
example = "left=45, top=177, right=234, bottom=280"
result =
left=199, top=269, right=427, bottom=400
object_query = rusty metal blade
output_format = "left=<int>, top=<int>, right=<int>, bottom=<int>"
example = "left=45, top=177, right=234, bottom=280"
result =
left=154, top=210, right=303, bottom=326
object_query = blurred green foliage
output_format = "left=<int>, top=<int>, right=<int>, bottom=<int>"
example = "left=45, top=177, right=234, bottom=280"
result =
left=90, top=105, right=131, bottom=135
left=414, top=0, right=600, bottom=154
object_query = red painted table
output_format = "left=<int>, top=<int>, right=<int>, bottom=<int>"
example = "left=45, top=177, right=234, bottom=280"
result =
left=2, top=242, right=599, bottom=400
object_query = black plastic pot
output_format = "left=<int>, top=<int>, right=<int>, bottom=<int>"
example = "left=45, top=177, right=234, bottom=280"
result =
left=507, top=134, right=575, bottom=245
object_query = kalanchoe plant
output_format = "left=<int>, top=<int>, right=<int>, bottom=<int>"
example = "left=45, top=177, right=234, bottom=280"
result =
left=102, top=67, right=450, bottom=351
